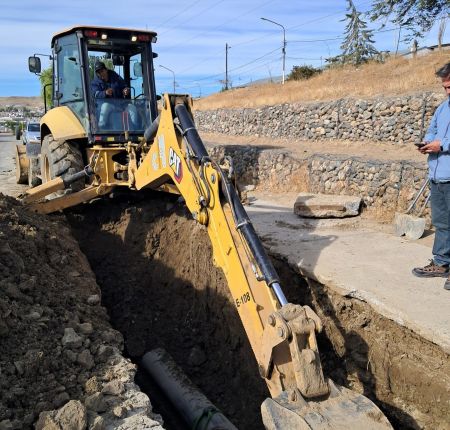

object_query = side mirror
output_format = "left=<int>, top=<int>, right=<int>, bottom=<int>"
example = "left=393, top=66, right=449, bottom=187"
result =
left=152, top=52, right=158, bottom=59
left=28, top=56, right=41, bottom=74
left=133, top=62, right=143, bottom=78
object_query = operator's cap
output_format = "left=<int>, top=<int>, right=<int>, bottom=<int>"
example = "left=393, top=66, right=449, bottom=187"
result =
left=94, top=61, right=106, bottom=72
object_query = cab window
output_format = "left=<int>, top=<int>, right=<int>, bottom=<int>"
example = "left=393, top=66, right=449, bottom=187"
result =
left=55, top=34, right=87, bottom=127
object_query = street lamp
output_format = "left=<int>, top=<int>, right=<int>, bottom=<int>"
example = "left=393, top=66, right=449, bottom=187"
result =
left=261, top=17, right=286, bottom=85
left=193, top=82, right=202, bottom=98
left=159, top=65, right=176, bottom=93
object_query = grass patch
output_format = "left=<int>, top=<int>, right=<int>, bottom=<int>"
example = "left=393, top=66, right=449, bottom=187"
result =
left=195, top=51, right=449, bottom=110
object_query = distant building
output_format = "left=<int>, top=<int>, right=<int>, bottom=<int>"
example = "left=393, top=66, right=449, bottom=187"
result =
left=401, top=42, right=450, bottom=59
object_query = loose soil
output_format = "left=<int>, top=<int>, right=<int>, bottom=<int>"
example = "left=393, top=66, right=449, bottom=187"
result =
left=0, top=194, right=162, bottom=429
left=66, top=190, right=269, bottom=430
left=1, top=182, right=448, bottom=429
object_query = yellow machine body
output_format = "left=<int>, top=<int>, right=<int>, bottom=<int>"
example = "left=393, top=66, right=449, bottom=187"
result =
left=40, top=106, right=86, bottom=141
left=19, top=22, right=393, bottom=428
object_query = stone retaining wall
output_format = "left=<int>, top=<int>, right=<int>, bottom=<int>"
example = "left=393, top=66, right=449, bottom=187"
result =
left=196, top=92, right=444, bottom=143
left=208, top=145, right=429, bottom=220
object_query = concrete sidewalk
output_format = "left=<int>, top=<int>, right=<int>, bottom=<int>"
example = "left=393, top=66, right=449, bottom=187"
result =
left=246, top=192, right=450, bottom=354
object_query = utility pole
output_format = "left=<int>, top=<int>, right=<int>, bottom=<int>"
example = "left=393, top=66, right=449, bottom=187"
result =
left=261, top=17, right=286, bottom=84
left=225, top=43, right=231, bottom=90
left=159, top=65, right=176, bottom=93
left=395, top=26, right=401, bottom=56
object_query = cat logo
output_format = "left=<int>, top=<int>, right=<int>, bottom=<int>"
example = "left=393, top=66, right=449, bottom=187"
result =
left=168, top=147, right=183, bottom=183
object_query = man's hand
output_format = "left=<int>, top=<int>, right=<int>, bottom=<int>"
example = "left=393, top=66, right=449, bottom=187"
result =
left=122, top=87, right=130, bottom=97
left=105, top=88, right=113, bottom=97
left=419, top=140, right=441, bottom=154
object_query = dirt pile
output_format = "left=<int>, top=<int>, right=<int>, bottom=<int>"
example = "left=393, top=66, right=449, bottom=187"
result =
left=0, top=194, right=163, bottom=430
left=66, top=191, right=270, bottom=430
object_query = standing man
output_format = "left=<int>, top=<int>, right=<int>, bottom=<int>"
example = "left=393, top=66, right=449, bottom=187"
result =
left=91, top=61, right=138, bottom=129
left=412, top=62, right=450, bottom=290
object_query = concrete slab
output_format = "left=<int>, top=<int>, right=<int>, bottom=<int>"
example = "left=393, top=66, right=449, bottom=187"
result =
left=294, top=192, right=362, bottom=218
left=245, top=192, right=450, bottom=354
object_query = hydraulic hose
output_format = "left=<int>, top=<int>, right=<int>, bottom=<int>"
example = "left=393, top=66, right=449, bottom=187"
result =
left=174, top=103, right=208, bottom=159
left=62, top=165, right=94, bottom=188
left=174, top=102, right=286, bottom=305
left=143, top=115, right=160, bottom=143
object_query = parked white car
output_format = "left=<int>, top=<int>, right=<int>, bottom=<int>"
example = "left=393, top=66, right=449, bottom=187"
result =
left=22, top=122, right=40, bottom=145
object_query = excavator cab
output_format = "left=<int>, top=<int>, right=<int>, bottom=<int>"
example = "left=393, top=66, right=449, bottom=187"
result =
left=29, top=26, right=159, bottom=144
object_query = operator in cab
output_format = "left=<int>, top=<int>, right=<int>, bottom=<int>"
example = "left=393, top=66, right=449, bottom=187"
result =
left=91, top=61, right=137, bottom=129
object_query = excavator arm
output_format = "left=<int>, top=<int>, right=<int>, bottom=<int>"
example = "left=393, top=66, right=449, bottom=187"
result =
left=20, top=94, right=392, bottom=429
left=132, top=95, right=393, bottom=429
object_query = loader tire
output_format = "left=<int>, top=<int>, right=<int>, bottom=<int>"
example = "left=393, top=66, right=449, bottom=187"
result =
left=40, top=134, right=84, bottom=194
left=28, top=157, right=42, bottom=188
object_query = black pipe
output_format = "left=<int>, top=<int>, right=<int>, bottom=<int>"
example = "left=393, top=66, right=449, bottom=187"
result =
left=144, top=115, right=160, bottom=143
left=174, top=103, right=209, bottom=159
left=141, top=349, right=238, bottom=430
left=226, top=182, right=280, bottom=287
left=174, top=102, right=280, bottom=289
left=62, top=166, right=94, bottom=188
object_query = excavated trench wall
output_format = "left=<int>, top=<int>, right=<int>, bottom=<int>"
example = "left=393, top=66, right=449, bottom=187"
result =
left=66, top=192, right=450, bottom=430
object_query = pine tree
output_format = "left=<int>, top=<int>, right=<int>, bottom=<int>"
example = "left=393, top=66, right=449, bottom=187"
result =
left=340, top=0, right=379, bottom=65
left=370, top=0, right=448, bottom=40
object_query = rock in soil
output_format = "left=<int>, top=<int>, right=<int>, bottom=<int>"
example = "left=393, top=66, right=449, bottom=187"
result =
left=0, top=194, right=164, bottom=429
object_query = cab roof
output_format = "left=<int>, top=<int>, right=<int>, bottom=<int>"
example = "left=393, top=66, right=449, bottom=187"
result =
left=51, top=25, right=157, bottom=46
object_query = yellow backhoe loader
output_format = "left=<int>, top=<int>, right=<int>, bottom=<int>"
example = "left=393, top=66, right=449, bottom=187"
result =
left=17, top=26, right=393, bottom=429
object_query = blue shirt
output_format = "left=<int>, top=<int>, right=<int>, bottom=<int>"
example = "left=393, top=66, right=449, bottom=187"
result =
left=91, top=70, right=127, bottom=99
left=424, top=98, right=450, bottom=182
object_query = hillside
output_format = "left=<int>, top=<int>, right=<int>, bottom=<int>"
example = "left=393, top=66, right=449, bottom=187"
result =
left=0, top=96, right=43, bottom=108
left=2, top=51, right=448, bottom=112
left=195, top=51, right=449, bottom=110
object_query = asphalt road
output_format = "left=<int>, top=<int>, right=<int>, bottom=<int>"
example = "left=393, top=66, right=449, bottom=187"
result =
left=0, top=133, right=27, bottom=197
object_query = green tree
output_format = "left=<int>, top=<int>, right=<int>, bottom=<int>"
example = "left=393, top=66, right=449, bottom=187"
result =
left=39, top=65, right=53, bottom=107
left=4, top=119, right=19, bottom=134
left=370, top=0, right=449, bottom=39
left=287, top=65, right=322, bottom=81
left=341, top=0, right=379, bottom=65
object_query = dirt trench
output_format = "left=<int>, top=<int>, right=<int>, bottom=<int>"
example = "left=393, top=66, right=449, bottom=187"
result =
left=66, top=190, right=269, bottom=430
left=66, top=190, right=450, bottom=430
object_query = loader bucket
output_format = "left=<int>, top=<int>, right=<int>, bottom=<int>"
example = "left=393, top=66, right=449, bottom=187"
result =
left=261, top=380, right=393, bottom=430
left=15, top=144, right=28, bottom=184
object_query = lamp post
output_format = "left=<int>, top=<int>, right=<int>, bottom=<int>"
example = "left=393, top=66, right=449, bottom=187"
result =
left=261, top=17, right=286, bottom=84
left=225, top=43, right=231, bottom=90
left=194, top=82, right=202, bottom=98
left=159, top=65, right=176, bottom=93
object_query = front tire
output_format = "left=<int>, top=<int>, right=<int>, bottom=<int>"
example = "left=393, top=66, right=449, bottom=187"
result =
left=40, top=134, right=84, bottom=193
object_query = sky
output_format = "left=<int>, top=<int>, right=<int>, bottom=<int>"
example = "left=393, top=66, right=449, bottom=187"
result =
left=0, top=0, right=446, bottom=97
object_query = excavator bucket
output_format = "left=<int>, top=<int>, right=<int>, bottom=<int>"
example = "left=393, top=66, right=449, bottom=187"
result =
left=261, top=380, right=393, bottom=430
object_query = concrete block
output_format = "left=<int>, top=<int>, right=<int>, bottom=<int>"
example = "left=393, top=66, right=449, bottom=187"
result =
left=294, top=193, right=361, bottom=218
left=393, top=212, right=426, bottom=240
